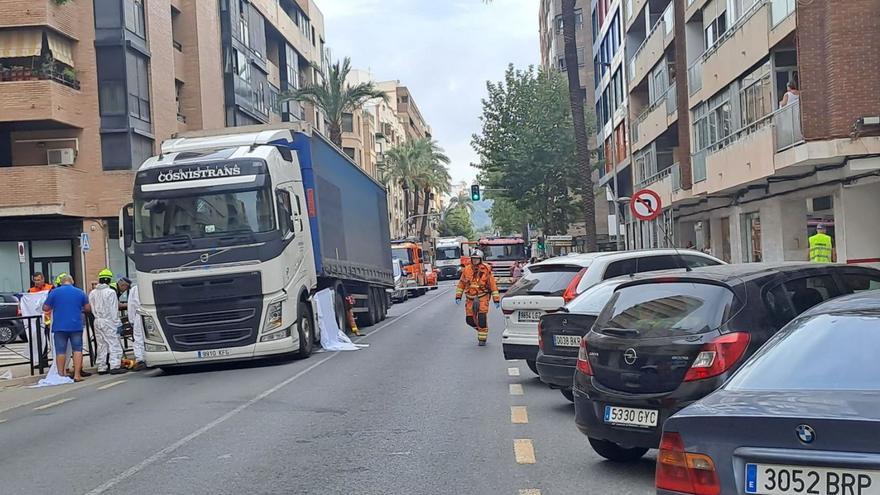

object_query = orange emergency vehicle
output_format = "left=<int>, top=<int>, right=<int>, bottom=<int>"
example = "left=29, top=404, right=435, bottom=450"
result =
left=391, top=241, right=427, bottom=297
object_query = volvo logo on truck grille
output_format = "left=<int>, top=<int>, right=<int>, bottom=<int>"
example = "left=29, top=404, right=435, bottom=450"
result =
left=623, top=348, right=638, bottom=365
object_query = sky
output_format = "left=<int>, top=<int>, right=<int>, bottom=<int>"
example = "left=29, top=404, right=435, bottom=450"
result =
left=318, top=0, right=540, bottom=185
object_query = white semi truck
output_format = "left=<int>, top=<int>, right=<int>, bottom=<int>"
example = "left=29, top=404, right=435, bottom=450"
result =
left=119, top=123, right=393, bottom=368
left=434, top=236, right=469, bottom=280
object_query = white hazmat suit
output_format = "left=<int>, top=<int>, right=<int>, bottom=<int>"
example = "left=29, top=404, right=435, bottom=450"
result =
left=89, top=284, right=122, bottom=371
left=127, top=285, right=145, bottom=363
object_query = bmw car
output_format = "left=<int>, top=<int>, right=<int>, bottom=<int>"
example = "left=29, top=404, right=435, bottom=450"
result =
left=658, top=290, right=880, bottom=495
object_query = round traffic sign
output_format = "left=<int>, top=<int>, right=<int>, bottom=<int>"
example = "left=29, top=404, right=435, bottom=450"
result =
left=630, top=189, right=662, bottom=221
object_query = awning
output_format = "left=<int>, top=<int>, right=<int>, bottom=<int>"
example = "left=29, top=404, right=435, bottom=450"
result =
left=47, top=31, right=74, bottom=67
left=0, top=29, right=43, bottom=59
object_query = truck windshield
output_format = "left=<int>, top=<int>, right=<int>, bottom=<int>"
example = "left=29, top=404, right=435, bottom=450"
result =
left=134, top=188, right=275, bottom=242
left=436, top=247, right=461, bottom=261
left=392, top=247, right=413, bottom=265
left=483, top=244, right=525, bottom=261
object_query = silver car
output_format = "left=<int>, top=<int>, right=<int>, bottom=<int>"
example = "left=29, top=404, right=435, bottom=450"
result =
left=657, top=289, right=880, bottom=495
left=388, top=258, right=409, bottom=303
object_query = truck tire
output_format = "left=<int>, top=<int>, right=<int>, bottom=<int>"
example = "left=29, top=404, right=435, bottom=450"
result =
left=334, top=284, right=348, bottom=334
left=359, top=287, right=378, bottom=328
left=297, top=302, right=313, bottom=358
left=378, top=288, right=387, bottom=321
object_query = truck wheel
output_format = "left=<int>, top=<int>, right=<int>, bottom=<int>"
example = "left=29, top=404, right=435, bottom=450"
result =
left=297, top=302, right=313, bottom=358
left=378, top=288, right=387, bottom=321
left=334, top=285, right=348, bottom=334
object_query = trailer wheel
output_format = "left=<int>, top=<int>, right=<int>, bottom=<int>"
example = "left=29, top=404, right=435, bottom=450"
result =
left=297, top=302, right=313, bottom=358
left=334, top=284, right=348, bottom=334
left=378, top=288, right=388, bottom=321
left=361, top=288, right=378, bottom=327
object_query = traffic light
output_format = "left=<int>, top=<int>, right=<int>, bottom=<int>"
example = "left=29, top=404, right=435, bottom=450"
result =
left=537, top=236, right=545, bottom=252
left=470, top=184, right=481, bottom=201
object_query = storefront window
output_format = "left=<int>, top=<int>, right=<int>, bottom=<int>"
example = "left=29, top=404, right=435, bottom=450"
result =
left=742, top=212, right=762, bottom=262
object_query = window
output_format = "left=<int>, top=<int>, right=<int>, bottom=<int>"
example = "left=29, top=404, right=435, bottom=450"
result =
left=239, top=12, right=249, bottom=48
left=739, top=61, right=772, bottom=127
left=705, top=12, right=728, bottom=49
left=693, top=103, right=710, bottom=151
left=124, top=0, right=146, bottom=38
left=708, top=88, right=732, bottom=147
left=554, top=9, right=584, bottom=34
left=343, top=147, right=356, bottom=160
left=99, top=81, right=126, bottom=115
left=506, top=264, right=584, bottom=297
left=568, top=281, right=622, bottom=314
left=234, top=49, right=250, bottom=81
left=841, top=272, right=880, bottom=293
left=741, top=212, right=761, bottom=262
left=681, top=255, right=721, bottom=268
left=126, top=52, right=151, bottom=122
left=254, top=82, right=266, bottom=114
left=276, top=189, right=293, bottom=237
left=557, top=57, right=566, bottom=70
left=342, top=113, right=354, bottom=133
left=764, top=276, right=843, bottom=327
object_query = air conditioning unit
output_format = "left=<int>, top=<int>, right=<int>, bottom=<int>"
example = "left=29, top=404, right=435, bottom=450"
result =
left=47, top=148, right=75, bottom=166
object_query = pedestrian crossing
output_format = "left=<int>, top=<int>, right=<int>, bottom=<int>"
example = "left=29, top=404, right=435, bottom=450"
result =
left=0, top=342, right=30, bottom=362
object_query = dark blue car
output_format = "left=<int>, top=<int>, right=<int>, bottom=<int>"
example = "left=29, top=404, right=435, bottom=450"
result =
left=657, top=290, right=880, bottom=495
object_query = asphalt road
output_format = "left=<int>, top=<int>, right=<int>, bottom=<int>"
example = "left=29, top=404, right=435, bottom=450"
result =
left=0, top=282, right=655, bottom=495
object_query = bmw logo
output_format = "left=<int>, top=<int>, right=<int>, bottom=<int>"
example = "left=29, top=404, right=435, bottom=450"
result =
left=796, top=424, right=816, bottom=444
left=623, top=348, right=638, bottom=365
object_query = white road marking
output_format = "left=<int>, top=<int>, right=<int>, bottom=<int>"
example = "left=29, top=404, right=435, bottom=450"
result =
left=33, top=397, right=75, bottom=411
left=514, top=439, right=536, bottom=464
left=97, top=380, right=126, bottom=391
left=509, top=384, right=524, bottom=395
left=519, top=490, right=541, bottom=495
left=507, top=367, right=520, bottom=376
left=83, top=289, right=447, bottom=495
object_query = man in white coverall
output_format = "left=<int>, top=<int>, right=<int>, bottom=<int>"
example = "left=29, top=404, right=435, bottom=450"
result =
left=90, top=268, right=126, bottom=375
left=124, top=280, right=147, bottom=370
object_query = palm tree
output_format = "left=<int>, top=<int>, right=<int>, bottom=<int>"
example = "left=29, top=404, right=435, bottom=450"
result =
left=415, top=141, right=452, bottom=241
left=444, top=191, right=474, bottom=218
left=280, top=57, right=387, bottom=147
left=380, top=140, right=423, bottom=236
left=485, top=0, right=597, bottom=250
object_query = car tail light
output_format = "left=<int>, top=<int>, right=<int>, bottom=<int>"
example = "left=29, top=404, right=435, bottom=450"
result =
left=683, top=332, right=750, bottom=382
left=656, top=431, right=720, bottom=495
left=502, top=307, right=515, bottom=315
left=538, top=320, right=544, bottom=350
left=562, top=268, right=588, bottom=303
left=576, top=337, right=593, bottom=375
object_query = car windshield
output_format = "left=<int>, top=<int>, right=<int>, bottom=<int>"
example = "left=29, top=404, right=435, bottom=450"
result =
left=506, top=264, right=583, bottom=297
left=436, top=247, right=461, bottom=261
left=726, top=312, right=880, bottom=391
left=566, top=280, right=623, bottom=314
left=596, top=282, right=736, bottom=337
left=392, top=247, right=413, bottom=265
left=134, top=188, right=275, bottom=242
left=483, top=244, right=525, bottom=261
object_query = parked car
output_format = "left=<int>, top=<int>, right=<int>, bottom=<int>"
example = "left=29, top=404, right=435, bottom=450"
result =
left=501, top=249, right=723, bottom=374
left=574, top=262, right=880, bottom=462
left=536, top=278, right=626, bottom=402
left=0, top=292, right=26, bottom=345
left=658, top=289, right=880, bottom=495
left=389, top=259, right=409, bottom=303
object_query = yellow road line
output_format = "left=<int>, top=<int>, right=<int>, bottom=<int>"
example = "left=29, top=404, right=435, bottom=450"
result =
left=514, top=439, right=536, bottom=464
left=509, top=384, right=524, bottom=395
left=519, top=490, right=541, bottom=495
left=507, top=367, right=520, bottom=376
left=511, top=406, right=528, bottom=424
left=97, top=380, right=126, bottom=391
left=33, top=397, right=75, bottom=411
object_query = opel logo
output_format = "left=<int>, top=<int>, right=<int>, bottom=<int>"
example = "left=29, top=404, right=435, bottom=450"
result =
left=623, top=348, right=638, bottom=365
left=562, top=319, right=568, bottom=326
left=796, top=424, right=815, bottom=444
left=199, top=253, right=210, bottom=263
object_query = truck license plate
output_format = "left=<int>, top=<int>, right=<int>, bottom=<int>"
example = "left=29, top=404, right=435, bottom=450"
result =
left=603, top=405, right=658, bottom=428
left=553, top=335, right=582, bottom=347
left=745, top=463, right=880, bottom=495
left=197, top=349, right=231, bottom=359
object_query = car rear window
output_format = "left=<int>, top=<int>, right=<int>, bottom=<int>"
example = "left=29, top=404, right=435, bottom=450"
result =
left=566, top=281, right=621, bottom=314
left=726, top=313, right=880, bottom=391
left=506, top=264, right=584, bottom=297
left=596, top=282, right=736, bottom=337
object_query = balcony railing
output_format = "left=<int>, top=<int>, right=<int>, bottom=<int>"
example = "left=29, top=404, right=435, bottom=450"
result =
left=630, top=14, right=668, bottom=72
left=692, top=149, right=707, bottom=183
left=662, top=2, right=674, bottom=36
left=671, top=162, right=681, bottom=192
left=637, top=164, right=673, bottom=189
left=773, top=102, right=803, bottom=152
left=702, top=0, right=768, bottom=62
left=687, top=58, right=702, bottom=96
left=0, top=66, right=80, bottom=90
left=666, top=85, right=677, bottom=116
left=770, top=0, right=795, bottom=26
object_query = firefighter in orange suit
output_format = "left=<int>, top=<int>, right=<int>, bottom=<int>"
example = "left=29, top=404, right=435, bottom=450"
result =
left=455, top=250, right=501, bottom=346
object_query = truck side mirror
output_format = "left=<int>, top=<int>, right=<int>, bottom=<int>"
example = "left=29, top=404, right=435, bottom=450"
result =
left=119, top=203, right=134, bottom=252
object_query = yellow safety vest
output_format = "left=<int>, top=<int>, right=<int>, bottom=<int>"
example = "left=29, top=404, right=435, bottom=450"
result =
left=809, top=233, right=833, bottom=262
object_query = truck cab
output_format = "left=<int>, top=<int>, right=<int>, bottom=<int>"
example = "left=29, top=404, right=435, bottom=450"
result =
left=434, top=236, right=468, bottom=280
left=391, top=241, right=427, bottom=296
left=479, top=236, right=527, bottom=290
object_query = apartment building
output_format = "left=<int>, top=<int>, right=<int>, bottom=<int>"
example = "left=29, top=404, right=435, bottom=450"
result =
left=0, top=0, right=326, bottom=292
left=617, top=0, right=880, bottom=264
left=539, top=0, right=612, bottom=248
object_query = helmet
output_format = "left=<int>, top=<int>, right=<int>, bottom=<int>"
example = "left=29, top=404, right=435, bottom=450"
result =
left=470, top=250, right=484, bottom=260
left=98, top=268, right=114, bottom=279
left=54, top=272, right=68, bottom=286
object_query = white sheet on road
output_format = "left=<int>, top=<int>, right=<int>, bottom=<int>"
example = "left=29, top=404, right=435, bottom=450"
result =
left=315, top=289, right=359, bottom=351
left=18, top=292, right=47, bottom=360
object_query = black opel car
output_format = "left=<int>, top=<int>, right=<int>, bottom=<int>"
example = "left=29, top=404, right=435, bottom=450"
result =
left=573, top=262, right=880, bottom=462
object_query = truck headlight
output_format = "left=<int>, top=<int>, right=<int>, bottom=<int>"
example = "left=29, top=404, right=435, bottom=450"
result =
left=145, top=343, right=167, bottom=352
left=143, top=316, right=164, bottom=342
left=260, top=327, right=291, bottom=342
left=263, top=302, right=283, bottom=333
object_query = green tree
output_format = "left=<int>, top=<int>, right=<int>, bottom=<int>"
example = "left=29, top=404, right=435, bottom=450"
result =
left=280, top=57, right=386, bottom=147
left=488, top=198, right=527, bottom=236
left=440, top=207, right=475, bottom=239
left=472, top=66, right=578, bottom=235
left=413, top=139, right=451, bottom=242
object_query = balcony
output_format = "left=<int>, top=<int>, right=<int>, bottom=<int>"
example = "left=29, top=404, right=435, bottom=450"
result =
left=695, top=119, right=776, bottom=195
left=687, top=58, right=702, bottom=96
left=773, top=102, right=803, bottom=152
left=628, top=17, right=670, bottom=89
left=0, top=0, right=79, bottom=40
left=695, top=0, right=771, bottom=102
left=0, top=79, right=87, bottom=128
left=626, top=0, right=649, bottom=30
left=632, top=87, right=677, bottom=151
left=0, top=164, right=82, bottom=214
